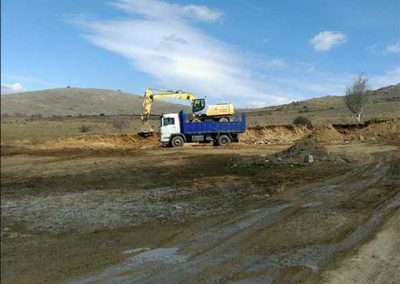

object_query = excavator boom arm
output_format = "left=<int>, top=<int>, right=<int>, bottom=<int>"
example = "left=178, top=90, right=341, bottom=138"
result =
left=141, top=88, right=196, bottom=122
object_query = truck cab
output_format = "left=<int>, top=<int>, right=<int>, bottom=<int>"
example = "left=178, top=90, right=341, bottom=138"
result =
left=160, top=113, right=181, bottom=146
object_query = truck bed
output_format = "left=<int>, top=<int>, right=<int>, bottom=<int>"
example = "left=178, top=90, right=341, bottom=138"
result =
left=179, top=111, right=246, bottom=134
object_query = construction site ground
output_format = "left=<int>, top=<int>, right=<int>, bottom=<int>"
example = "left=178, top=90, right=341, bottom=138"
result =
left=1, top=120, right=399, bottom=283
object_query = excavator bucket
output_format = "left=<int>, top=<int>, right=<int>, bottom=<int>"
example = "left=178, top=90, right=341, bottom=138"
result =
left=138, top=122, right=154, bottom=137
left=138, top=129, right=154, bottom=137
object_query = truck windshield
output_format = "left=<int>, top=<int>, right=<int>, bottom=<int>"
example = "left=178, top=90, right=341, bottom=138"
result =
left=192, top=99, right=205, bottom=112
left=163, top=117, right=175, bottom=126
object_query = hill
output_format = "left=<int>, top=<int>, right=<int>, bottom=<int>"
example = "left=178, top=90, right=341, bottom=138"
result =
left=242, top=84, right=400, bottom=125
left=1, top=84, right=399, bottom=124
left=0, top=87, right=190, bottom=116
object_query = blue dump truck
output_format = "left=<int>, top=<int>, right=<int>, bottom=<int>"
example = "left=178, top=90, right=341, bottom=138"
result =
left=160, top=111, right=246, bottom=147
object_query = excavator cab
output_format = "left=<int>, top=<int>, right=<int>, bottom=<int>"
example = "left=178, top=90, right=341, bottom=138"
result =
left=192, top=98, right=207, bottom=115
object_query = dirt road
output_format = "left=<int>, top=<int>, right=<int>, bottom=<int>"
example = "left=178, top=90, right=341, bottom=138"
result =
left=1, top=142, right=399, bottom=283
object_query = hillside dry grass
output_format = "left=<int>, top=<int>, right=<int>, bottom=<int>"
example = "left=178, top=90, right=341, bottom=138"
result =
left=244, top=84, right=400, bottom=125
left=0, top=115, right=155, bottom=144
left=1, top=84, right=399, bottom=144
left=1, top=87, right=190, bottom=116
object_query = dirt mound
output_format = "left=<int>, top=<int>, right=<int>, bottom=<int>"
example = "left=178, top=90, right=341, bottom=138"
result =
left=310, top=122, right=343, bottom=144
left=278, top=137, right=330, bottom=161
left=52, top=133, right=159, bottom=149
left=241, top=125, right=311, bottom=145
left=233, top=137, right=335, bottom=168
left=334, top=119, right=400, bottom=142
left=354, top=119, right=400, bottom=142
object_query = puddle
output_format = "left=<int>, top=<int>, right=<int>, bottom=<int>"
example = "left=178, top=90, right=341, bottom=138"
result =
left=235, top=203, right=291, bottom=231
left=317, top=185, right=343, bottom=197
left=68, top=247, right=188, bottom=284
left=68, top=194, right=399, bottom=283
left=301, top=201, right=323, bottom=208
left=130, top=247, right=188, bottom=264
left=93, top=202, right=291, bottom=283
left=230, top=276, right=273, bottom=284
left=190, top=202, right=291, bottom=250
left=122, top=247, right=150, bottom=255
left=243, top=192, right=400, bottom=279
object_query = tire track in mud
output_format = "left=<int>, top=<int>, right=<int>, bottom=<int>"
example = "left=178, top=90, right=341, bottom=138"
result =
left=69, top=153, right=399, bottom=284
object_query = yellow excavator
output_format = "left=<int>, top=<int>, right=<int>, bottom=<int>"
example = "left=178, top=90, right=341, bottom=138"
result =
left=140, top=88, right=234, bottom=134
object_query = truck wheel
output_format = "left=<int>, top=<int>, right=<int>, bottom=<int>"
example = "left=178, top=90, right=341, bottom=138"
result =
left=217, top=134, right=231, bottom=146
left=218, top=117, right=229, bottom=122
left=171, top=136, right=184, bottom=147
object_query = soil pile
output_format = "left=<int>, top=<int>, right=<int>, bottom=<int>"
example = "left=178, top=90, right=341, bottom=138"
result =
left=355, top=119, right=400, bottom=142
left=233, top=137, right=335, bottom=168
left=241, top=125, right=311, bottom=145
left=310, top=123, right=343, bottom=144
left=54, top=133, right=159, bottom=149
left=277, top=136, right=330, bottom=162
left=334, top=119, right=400, bottom=142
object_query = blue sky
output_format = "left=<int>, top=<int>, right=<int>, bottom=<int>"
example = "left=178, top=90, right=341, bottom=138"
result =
left=1, top=0, right=399, bottom=106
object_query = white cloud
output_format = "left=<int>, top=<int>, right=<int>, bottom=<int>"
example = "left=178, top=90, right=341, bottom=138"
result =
left=70, top=0, right=299, bottom=106
left=182, top=5, right=223, bottom=22
left=1, top=83, right=25, bottom=94
left=70, top=1, right=396, bottom=108
left=370, top=66, right=400, bottom=88
left=310, top=31, right=347, bottom=52
left=1, top=74, right=59, bottom=88
left=110, top=0, right=222, bottom=23
left=305, top=64, right=317, bottom=72
left=245, top=100, right=270, bottom=108
left=385, top=42, right=400, bottom=54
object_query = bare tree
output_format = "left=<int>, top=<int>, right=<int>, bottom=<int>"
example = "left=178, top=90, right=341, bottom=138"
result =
left=344, top=74, right=369, bottom=123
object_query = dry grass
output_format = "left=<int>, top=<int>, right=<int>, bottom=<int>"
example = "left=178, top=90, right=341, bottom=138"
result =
left=0, top=115, right=159, bottom=144
left=1, top=84, right=399, bottom=145
left=245, top=84, right=400, bottom=126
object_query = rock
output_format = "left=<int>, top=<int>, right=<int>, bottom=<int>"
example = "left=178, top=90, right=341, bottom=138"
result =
left=304, top=154, right=314, bottom=163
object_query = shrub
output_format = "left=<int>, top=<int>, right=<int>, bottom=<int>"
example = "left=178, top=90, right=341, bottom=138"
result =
left=298, top=108, right=310, bottom=113
left=14, top=112, right=26, bottom=117
left=293, top=116, right=313, bottom=129
left=79, top=125, right=91, bottom=133
left=110, top=116, right=128, bottom=130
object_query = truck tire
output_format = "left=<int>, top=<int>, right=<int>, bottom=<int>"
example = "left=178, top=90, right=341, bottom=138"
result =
left=218, top=117, right=229, bottom=122
left=217, top=134, right=231, bottom=146
left=171, top=136, right=184, bottom=147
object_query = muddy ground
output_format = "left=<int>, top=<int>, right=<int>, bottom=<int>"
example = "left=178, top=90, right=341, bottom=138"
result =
left=1, top=130, right=399, bottom=283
